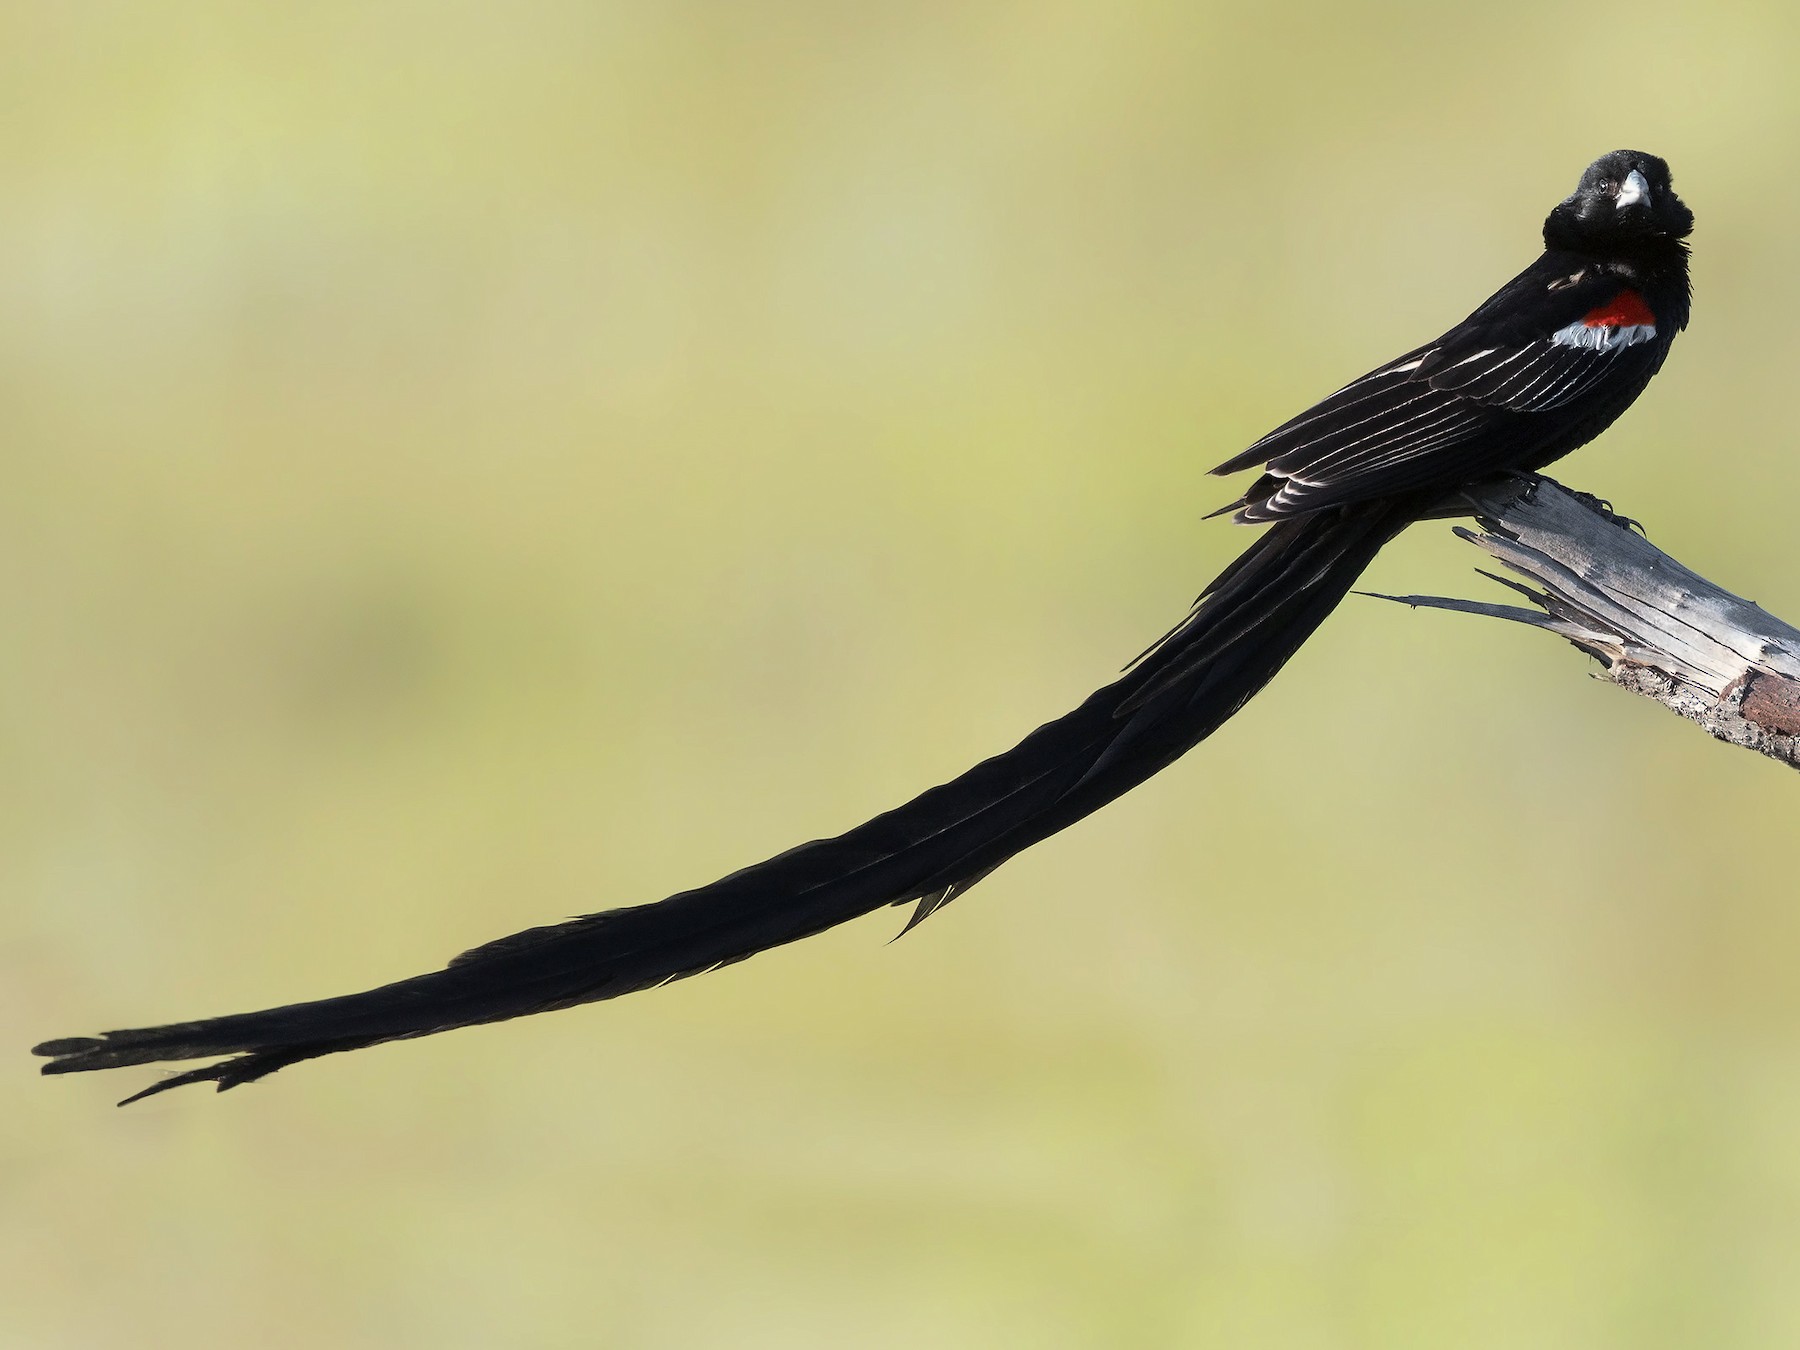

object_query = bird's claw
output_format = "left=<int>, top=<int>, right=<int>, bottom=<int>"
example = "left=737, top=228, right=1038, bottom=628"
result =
left=1493, top=469, right=1544, bottom=502
left=1567, top=488, right=1647, bottom=536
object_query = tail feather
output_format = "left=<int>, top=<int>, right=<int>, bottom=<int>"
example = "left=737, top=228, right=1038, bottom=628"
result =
left=35, top=502, right=1412, bottom=1100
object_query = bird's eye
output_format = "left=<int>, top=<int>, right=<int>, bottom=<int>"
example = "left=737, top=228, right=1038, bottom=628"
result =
left=1597, top=179, right=1616, bottom=195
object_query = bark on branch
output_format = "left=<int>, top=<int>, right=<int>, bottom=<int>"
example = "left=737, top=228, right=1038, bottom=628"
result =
left=1371, top=478, right=1800, bottom=771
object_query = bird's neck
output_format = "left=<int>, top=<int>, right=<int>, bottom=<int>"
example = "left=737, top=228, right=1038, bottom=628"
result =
left=1546, top=240, right=1691, bottom=329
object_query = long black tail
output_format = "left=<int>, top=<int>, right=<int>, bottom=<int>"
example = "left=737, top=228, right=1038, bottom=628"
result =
left=35, top=502, right=1412, bottom=1102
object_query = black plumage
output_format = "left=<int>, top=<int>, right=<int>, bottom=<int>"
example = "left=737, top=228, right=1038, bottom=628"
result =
left=34, top=149, right=1695, bottom=1102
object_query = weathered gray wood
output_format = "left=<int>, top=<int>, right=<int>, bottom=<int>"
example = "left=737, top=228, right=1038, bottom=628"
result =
left=1370, top=478, right=1800, bottom=771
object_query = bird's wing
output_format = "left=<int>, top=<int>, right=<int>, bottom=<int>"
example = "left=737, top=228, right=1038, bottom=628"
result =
left=1211, top=268, right=1664, bottom=520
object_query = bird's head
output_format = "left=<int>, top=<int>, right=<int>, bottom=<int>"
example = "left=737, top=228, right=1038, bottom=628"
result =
left=1544, top=150, right=1693, bottom=252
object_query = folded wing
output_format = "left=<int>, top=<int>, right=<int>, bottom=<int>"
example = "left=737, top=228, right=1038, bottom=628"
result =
left=1211, top=273, right=1663, bottom=522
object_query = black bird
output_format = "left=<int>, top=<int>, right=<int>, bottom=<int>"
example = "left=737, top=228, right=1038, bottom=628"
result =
left=35, top=149, right=1694, bottom=1102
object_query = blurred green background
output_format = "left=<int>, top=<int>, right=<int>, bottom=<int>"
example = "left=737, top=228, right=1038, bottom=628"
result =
left=5, top=3, right=1800, bottom=1347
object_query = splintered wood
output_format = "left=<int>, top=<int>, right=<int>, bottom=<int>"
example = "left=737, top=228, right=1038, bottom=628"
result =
left=1373, top=478, right=1800, bottom=771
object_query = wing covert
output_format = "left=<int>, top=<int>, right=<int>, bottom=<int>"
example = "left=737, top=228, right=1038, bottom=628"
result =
left=1211, top=271, right=1665, bottom=522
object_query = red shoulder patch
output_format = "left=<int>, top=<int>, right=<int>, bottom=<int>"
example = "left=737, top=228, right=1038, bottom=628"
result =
left=1581, top=289, right=1656, bottom=329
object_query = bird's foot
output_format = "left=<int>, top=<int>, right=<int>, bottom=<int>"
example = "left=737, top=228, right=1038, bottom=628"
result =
left=1495, top=469, right=1544, bottom=501
left=1565, top=488, right=1647, bottom=536
left=1436, top=470, right=1542, bottom=520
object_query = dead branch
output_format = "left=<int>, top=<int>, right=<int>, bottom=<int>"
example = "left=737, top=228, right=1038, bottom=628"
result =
left=1371, top=478, right=1800, bottom=771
